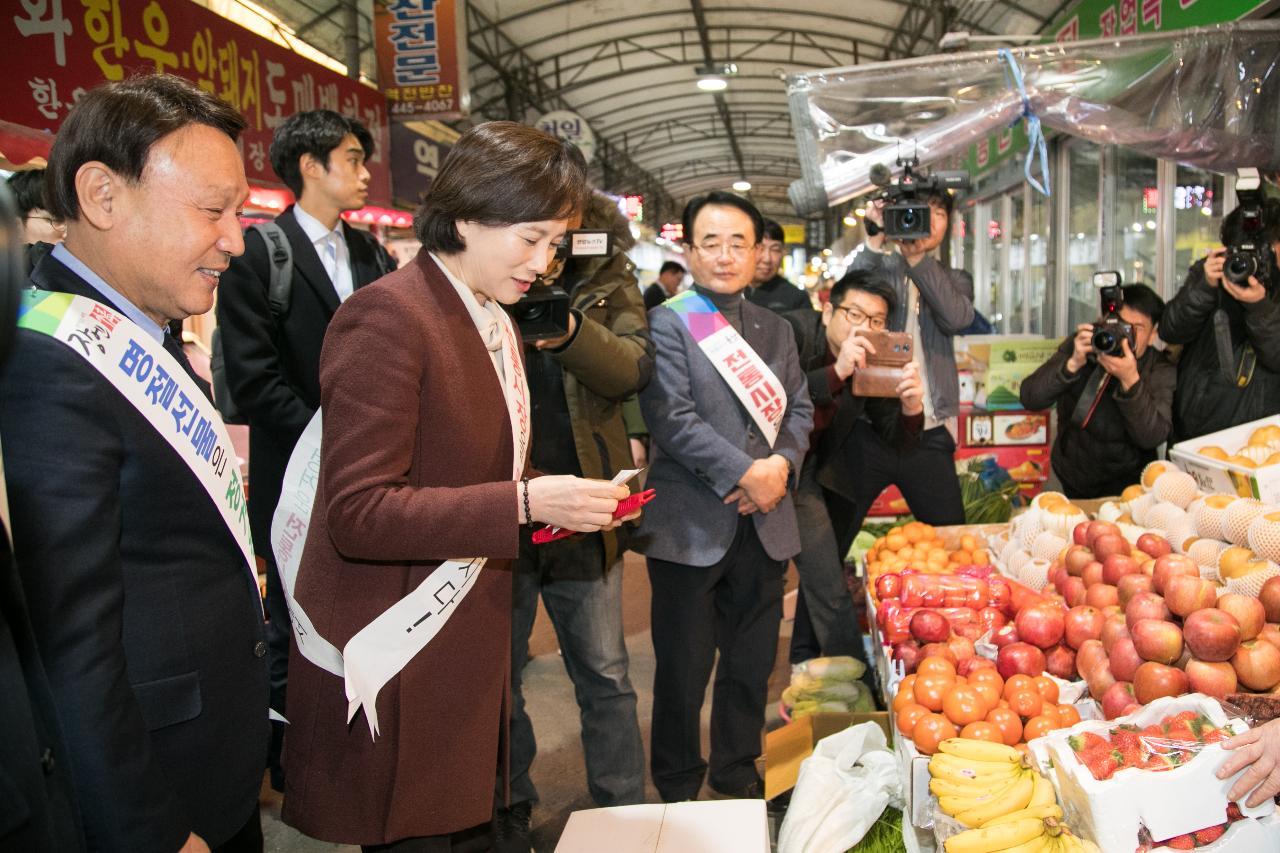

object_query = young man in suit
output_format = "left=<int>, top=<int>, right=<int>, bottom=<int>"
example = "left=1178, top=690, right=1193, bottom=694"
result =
left=643, top=260, right=685, bottom=310
left=635, top=192, right=812, bottom=802
left=215, top=110, right=394, bottom=790
left=0, top=75, right=268, bottom=852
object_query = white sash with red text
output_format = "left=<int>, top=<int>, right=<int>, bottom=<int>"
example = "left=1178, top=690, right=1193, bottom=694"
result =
left=271, top=308, right=530, bottom=738
left=665, top=289, right=787, bottom=446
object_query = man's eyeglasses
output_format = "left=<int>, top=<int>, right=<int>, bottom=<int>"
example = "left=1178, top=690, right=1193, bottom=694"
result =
left=835, top=305, right=887, bottom=330
left=693, top=241, right=755, bottom=259
left=26, top=215, right=65, bottom=230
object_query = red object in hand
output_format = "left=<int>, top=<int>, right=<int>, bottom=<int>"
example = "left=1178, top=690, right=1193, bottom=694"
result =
left=531, top=489, right=656, bottom=544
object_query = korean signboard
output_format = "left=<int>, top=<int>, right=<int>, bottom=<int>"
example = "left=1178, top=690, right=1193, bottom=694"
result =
left=1049, top=0, right=1269, bottom=42
left=535, top=111, right=596, bottom=164
left=389, top=119, right=457, bottom=208
left=374, top=0, right=468, bottom=119
left=6, top=0, right=392, bottom=205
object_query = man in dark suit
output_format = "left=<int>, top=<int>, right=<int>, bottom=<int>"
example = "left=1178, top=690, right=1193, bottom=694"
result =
left=746, top=218, right=810, bottom=314
left=215, top=109, right=394, bottom=789
left=0, top=75, right=269, bottom=852
left=781, top=271, right=924, bottom=672
left=643, top=260, right=685, bottom=310
left=635, top=192, right=812, bottom=803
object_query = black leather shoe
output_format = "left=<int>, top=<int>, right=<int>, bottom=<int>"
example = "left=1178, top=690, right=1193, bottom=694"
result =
left=708, top=777, right=763, bottom=800
left=492, top=801, right=533, bottom=853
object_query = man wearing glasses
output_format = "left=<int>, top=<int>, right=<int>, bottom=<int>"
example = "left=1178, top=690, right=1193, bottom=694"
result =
left=746, top=218, right=810, bottom=313
left=782, top=270, right=924, bottom=675
left=635, top=191, right=812, bottom=802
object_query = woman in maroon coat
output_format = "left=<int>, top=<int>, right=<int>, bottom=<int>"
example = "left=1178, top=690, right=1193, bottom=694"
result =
left=281, top=122, right=633, bottom=851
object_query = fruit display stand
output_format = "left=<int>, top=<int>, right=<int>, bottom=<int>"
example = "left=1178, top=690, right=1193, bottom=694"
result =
left=1031, top=694, right=1274, bottom=851
left=1169, top=415, right=1280, bottom=502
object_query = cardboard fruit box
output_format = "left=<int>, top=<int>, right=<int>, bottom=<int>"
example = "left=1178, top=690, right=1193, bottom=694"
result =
left=1031, top=694, right=1273, bottom=852
left=1169, top=414, right=1280, bottom=501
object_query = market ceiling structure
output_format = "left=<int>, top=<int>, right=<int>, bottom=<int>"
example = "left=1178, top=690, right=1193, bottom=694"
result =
left=250, top=0, right=1071, bottom=221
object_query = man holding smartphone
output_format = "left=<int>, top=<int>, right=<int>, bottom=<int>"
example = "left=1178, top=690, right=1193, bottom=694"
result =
left=782, top=270, right=925, bottom=670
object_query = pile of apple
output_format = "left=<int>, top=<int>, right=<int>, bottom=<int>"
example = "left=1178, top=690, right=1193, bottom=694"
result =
left=1032, top=519, right=1280, bottom=718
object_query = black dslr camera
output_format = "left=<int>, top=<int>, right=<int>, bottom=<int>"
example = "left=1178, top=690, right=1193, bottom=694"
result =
left=1224, top=168, right=1273, bottom=290
left=506, top=229, right=612, bottom=342
left=873, top=156, right=970, bottom=241
left=1089, top=271, right=1134, bottom=357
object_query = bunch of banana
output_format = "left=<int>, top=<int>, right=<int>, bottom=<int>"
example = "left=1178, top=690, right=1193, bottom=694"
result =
left=944, top=816, right=1102, bottom=853
left=928, top=739, right=1053, bottom=829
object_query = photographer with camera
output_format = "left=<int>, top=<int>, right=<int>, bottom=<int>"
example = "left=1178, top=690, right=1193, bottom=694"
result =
left=497, top=190, right=653, bottom=849
left=1160, top=172, right=1280, bottom=443
left=782, top=269, right=925, bottom=672
left=1020, top=281, right=1174, bottom=499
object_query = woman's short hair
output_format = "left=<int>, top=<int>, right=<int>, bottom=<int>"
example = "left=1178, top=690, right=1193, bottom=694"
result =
left=415, top=121, right=588, bottom=253
left=45, top=74, right=245, bottom=223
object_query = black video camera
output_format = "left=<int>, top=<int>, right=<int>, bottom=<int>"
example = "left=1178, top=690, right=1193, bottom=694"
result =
left=1089, top=271, right=1134, bottom=357
left=1224, top=168, right=1274, bottom=290
left=506, top=229, right=612, bottom=343
left=873, top=156, right=970, bottom=241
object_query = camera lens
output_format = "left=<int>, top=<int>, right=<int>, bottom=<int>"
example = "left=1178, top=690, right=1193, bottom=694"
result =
left=1224, top=251, right=1258, bottom=285
left=899, top=209, right=917, bottom=228
left=1091, top=329, right=1118, bottom=356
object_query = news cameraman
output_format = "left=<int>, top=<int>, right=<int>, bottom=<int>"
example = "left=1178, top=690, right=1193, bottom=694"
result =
left=1161, top=187, right=1280, bottom=443
left=497, top=190, right=653, bottom=849
left=1020, top=283, right=1175, bottom=500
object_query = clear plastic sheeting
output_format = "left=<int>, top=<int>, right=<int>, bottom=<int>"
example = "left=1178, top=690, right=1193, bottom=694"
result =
left=787, top=22, right=1280, bottom=216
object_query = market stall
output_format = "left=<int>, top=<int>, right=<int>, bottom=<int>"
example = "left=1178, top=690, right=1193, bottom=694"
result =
left=770, top=416, right=1280, bottom=852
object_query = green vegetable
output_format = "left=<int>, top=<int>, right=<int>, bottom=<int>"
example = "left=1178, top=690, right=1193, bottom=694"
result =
left=847, top=806, right=904, bottom=852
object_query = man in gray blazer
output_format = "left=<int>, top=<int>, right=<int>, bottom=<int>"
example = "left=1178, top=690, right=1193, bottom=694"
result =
left=634, top=191, right=812, bottom=802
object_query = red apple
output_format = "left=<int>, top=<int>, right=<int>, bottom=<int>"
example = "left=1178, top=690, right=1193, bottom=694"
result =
left=1049, top=564, right=1069, bottom=593
left=1093, top=533, right=1131, bottom=562
left=955, top=622, right=985, bottom=642
left=1183, top=609, right=1242, bottom=662
left=1064, top=545, right=1095, bottom=577
left=1109, top=636, right=1144, bottom=682
left=958, top=656, right=996, bottom=677
left=1152, top=554, right=1199, bottom=596
left=978, top=607, right=1008, bottom=634
left=991, top=624, right=1020, bottom=648
left=1185, top=658, right=1239, bottom=699
left=1103, top=554, right=1141, bottom=586
left=1134, top=661, right=1189, bottom=704
left=1076, top=639, right=1108, bottom=679
left=910, top=610, right=951, bottom=643
left=1085, top=583, right=1120, bottom=610
left=1045, top=643, right=1077, bottom=680
left=1260, top=576, right=1280, bottom=623
left=1165, top=575, right=1219, bottom=618
left=1063, top=605, right=1106, bottom=650
left=876, top=598, right=902, bottom=631
left=875, top=573, right=903, bottom=601
left=1016, top=601, right=1066, bottom=650
left=1086, top=521, right=1121, bottom=548
left=1232, top=639, right=1280, bottom=691
left=1082, top=562, right=1105, bottom=589
left=1137, top=533, right=1174, bottom=559
left=1217, top=593, right=1266, bottom=642
left=1260, top=624, right=1280, bottom=652
left=948, top=635, right=977, bottom=663
left=997, top=642, right=1047, bottom=679
left=1101, top=613, right=1130, bottom=654
left=1117, top=573, right=1156, bottom=607
left=1063, top=577, right=1087, bottom=608
left=1131, top=618, right=1184, bottom=665
left=1102, top=681, right=1138, bottom=720
left=1087, top=659, right=1117, bottom=700
left=1125, top=592, right=1172, bottom=631
left=1073, top=521, right=1093, bottom=546
left=893, top=641, right=924, bottom=674
left=920, top=642, right=957, bottom=664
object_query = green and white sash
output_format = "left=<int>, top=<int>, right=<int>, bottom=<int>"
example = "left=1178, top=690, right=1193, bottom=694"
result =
left=17, top=290, right=257, bottom=600
left=665, top=289, right=788, bottom=446
left=271, top=304, right=530, bottom=739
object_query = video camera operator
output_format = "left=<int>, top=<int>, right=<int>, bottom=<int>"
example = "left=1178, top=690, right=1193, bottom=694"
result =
left=1021, top=281, right=1174, bottom=500
left=782, top=269, right=925, bottom=674
left=1161, top=173, right=1280, bottom=443
left=497, top=190, right=654, bottom=848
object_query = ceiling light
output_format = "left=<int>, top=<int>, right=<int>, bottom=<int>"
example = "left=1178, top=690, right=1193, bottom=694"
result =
left=695, top=63, right=737, bottom=91
left=732, top=180, right=751, bottom=192
left=697, top=76, right=728, bottom=91
left=842, top=215, right=856, bottom=226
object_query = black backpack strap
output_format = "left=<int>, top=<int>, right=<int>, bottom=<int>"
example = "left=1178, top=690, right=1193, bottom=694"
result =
left=249, top=222, right=293, bottom=319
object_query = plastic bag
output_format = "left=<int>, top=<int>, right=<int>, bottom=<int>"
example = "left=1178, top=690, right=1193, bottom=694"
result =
left=777, top=722, right=905, bottom=853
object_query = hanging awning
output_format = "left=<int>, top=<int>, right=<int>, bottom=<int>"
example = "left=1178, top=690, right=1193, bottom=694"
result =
left=787, top=21, right=1280, bottom=215
left=0, top=120, right=54, bottom=171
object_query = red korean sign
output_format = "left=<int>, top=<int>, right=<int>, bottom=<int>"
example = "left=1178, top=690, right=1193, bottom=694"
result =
left=5, top=0, right=391, bottom=206
left=374, top=0, right=468, bottom=119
